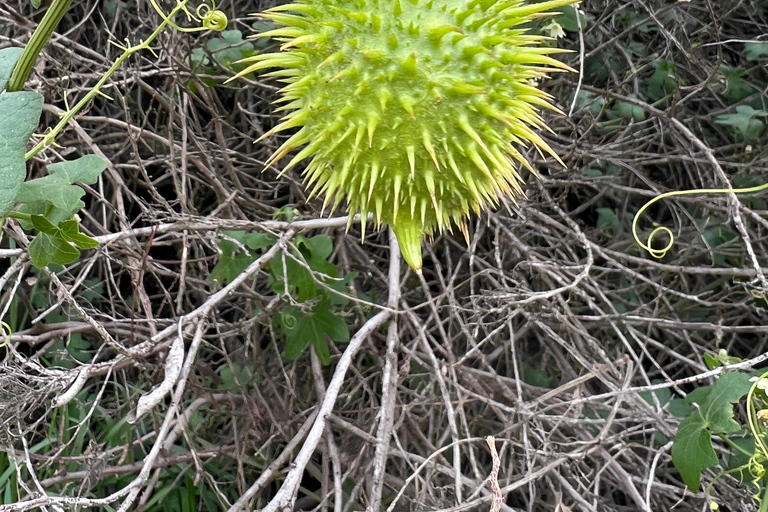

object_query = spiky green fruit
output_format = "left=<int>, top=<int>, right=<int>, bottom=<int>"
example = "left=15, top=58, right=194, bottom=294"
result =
left=231, top=0, right=575, bottom=271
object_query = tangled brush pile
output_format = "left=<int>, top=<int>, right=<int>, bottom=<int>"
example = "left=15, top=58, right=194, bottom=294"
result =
left=231, top=0, right=575, bottom=270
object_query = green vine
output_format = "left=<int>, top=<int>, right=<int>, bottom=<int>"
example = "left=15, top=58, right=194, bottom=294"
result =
left=24, top=0, right=226, bottom=160
left=6, top=0, right=73, bottom=93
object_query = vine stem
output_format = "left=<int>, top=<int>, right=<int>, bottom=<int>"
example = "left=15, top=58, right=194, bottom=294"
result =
left=24, top=0, right=195, bottom=161
left=6, top=0, right=73, bottom=93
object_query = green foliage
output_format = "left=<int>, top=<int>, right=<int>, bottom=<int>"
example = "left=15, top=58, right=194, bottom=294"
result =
left=596, top=207, right=620, bottom=232
left=277, top=298, right=350, bottom=365
left=2, top=43, right=107, bottom=268
left=0, top=47, right=23, bottom=91
left=644, top=60, right=677, bottom=101
left=521, top=362, right=555, bottom=388
left=671, top=371, right=754, bottom=492
left=715, top=105, right=767, bottom=141
left=15, top=155, right=108, bottom=267
left=209, top=231, right=277, bottom=284
left=210, top=231, right=356, bottom=364
left=745, top=42, right=768, bottom=61
left=0, top=90, right=42, bottom=217
left=719, top=65, right=758, bottom=103
left=553, top=5, right=587, bottom=32
left=191, top=29, right=255, bottom=74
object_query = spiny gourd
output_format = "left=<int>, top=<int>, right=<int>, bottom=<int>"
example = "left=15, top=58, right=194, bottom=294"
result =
left=230, top=0, right=575, bottom=271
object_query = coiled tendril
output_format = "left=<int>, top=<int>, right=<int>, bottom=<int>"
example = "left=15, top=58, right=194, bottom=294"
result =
left=632, top=182, right=768, bottom=259
left=149, top=0, right=227, bottom=33
left=0, top=321, right=10, bottom=348
left=197, top=3, right=227, bottom=31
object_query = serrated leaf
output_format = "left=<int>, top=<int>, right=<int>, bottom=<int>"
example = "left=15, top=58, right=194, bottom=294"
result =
left=16, top=176, right=85, bottom=213
left=305, top=234, right=334, bottom=261
left=0, top=47, right=24, bottom=92
left=671, top=372, right=752, bottom=491
left=242, top=232, right=276, bottom=250
left=0, top=92, right=43, bottom=217
left=703, top=353, right=720, bottom=370
left=521, top=363, right=555, bottom=388
left=719, top=65, right=758, bottom=102
left=645, top=60, right=677, bottom=101
left=29, top=233, right=80, bottom=268
left=31, top=215, right=98, bottom=253
left=312, top=333, right=332, bottom=365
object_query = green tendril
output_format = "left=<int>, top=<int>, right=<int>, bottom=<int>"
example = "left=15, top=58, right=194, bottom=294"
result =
left=0, top=321, right=11, bottom=348
left=632, top=181, right=768, bottom=259
left=198, top=3, right=227, bottom=31
left=148, top=0, right=227, bottom=33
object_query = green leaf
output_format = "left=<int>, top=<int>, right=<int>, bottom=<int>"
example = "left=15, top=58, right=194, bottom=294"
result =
left=639, top=386, right=672, bottom=408
left=0, top=47, right=24, bottom=92
left=668, top=398, right=692, bottom=418
left=521, top=363, right=555, bottom=388
left=278, top=299, right=349, bottom=364
left=30, top=214, right=58, bottom=235
left=614, top=100, right=646, bottom=122
left=715, top=105, right=767, bottom=140
left=16, top=155, right=108, bottom=217
left=47, top=154, right=107, bottom=184
left=672, top=414, right=718, bottom=492
left=30, top=0, right=42, bottom=7
left=671, top=372, right=752, bottom=491
left=554, top=5, right=587, bottom=32
left=58, top=220, right=99, bottom=249
left=744, top=42, right=768, bottom=61
left=31, top=215, right=98, bottom=253
left=596, top=207, right=619, bottom=231
left=209, top=231, right=276, bottom=284
left=719, top=65, right=758, bottom=102
left=645, top=60, right=677, bottom=101
left=0, top=92, right=43, bottom=217
left=28, top=233, right=80, bottom=268
left=700, top=372, right=752, bottom=433
left=210, top=240, right=254, bottom=284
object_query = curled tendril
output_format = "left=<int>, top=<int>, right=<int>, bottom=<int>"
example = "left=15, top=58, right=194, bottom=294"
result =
left=0, top=321, right=12, bottom=348
left=197, top=3, right=227, bottom=31
left=149, top=0, right=228, bottom=33
left=281, top=313, right=297, bottom=330
left=632, top=181, right=768, bottom=259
